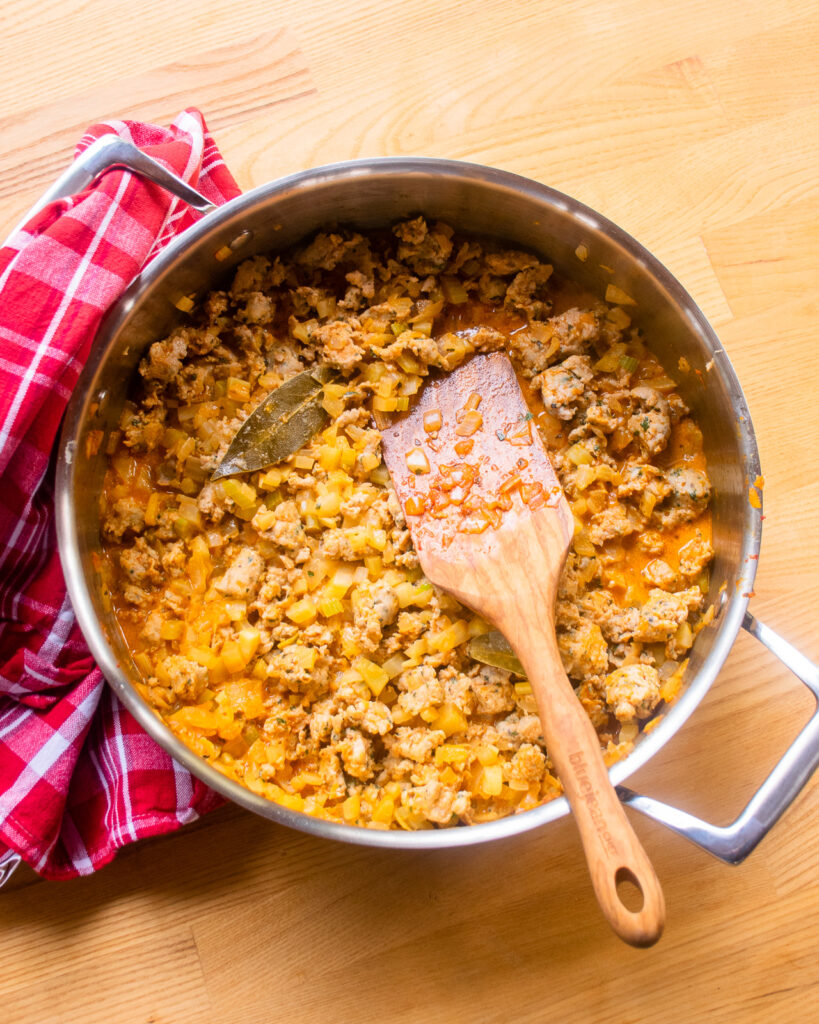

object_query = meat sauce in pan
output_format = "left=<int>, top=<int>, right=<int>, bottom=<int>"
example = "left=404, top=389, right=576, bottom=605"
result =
left=98, top=219, right=713, bottom=829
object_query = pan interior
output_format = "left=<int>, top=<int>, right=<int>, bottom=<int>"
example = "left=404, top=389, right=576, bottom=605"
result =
left=57, top=160, right=761, bottom=848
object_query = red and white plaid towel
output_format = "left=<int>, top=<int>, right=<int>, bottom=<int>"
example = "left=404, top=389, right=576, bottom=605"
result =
left=0, top=110, right=241, bottom=879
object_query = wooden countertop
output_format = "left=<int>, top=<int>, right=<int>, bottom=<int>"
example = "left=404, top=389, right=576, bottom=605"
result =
left=3, top=1, right=818, bottom=1020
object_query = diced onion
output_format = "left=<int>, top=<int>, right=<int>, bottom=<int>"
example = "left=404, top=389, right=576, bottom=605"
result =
left=423, top=409, right=443, bottom=433
left=405, top=447, right=430, bottom=474
left=455, top=410, right=483, bottom=437
left=605, top=284, right=637, bottom=306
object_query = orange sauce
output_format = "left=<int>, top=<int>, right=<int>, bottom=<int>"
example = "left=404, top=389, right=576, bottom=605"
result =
left=519, top=352, right=711, bottom=610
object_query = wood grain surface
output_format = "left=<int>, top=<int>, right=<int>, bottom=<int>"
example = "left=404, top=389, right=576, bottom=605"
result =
left=2, top=1, right=818, bottom=1021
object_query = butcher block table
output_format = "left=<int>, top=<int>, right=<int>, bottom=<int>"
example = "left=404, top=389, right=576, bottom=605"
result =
left=2, top=1, right=819, bottom=1021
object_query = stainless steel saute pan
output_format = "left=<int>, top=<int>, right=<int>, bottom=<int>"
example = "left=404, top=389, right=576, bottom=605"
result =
left=49, top=136, right=819, bottom=860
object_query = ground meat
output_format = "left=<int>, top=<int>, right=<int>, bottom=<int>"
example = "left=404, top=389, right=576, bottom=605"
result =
left=617, top=461, right=669, bottom=500
left=102, top=497, right=145, bottom=541
left=406, top=780, right=468, bottom=825
left=342, top=269, right=375, bottom=309
left=369, top=584, right=399, bottom=628
left=505, top=265, right=554, bottom=319
left=577, top=590, right=640, bottom=644
left=120, top=404, right=166, bottom=451
left=558, top=620, right=609, bottom=678
left=628, top=386, right=671, bottom=456
left=405, top=606, right=433, bottom=637
left=266, top=340, right=304, bottom=378
left=548, top=307, right=603, bottom=357
left=312, top=320, right=364, bottom=370
left=231, top=255, right=273, bottom=295
left=197, top=482, right=229, bottom=523
left=393, top=217, right=453, bottom=274
left=297, top=232, right=352, bottom=271
left=469, top=664, right=516, bottom=715
left=337, top=730, right=374, bottom=780
left=533, top=355, right=594, bottom=420
left=587, top=502, right=645, bottom=546
left=352, top=432, right=382, bottom=482
left=653, top=469, right=712, bottom=528
left=317, top=749, right=347, bottom=801
left=239, top=291, right=276, bottom=325
left=318, top=529, right=359, bottom=561
left=205, top=291, right=229, bottom=320
left=308, top=701, right=344, bottom=744
left=604, top=664, right=662, bottom=721
left=505, top=743, right=547, bottom=785
left=350, top=586, right=386, bottom=652
left=140, top=609, right=163, bottom=645
left=140, top=333, right=187, bottom=384
left=396, top=666, right=444, bottom=717
left=463, top=326, right=507, bottom=355
left=346, top=699, right=393, bottom=736
left=496, top=713, right=544, bottom=747
left=255, top=500, right=305, bottom=550
left=641, top=558, right=678, bottom=591
left=636, top=530, right=665, bottom=555
left=173, top=364, right=212, bottom=404
left=484, top=250, right=539, bottom=276
left=477, top=273, right=507, bottom=303
left=677, top=534, right=714, bottom=578
left=633, top=587, right=703, bottom=642
left=428, top=664, right=466, bottom=707
left=122, top=584, right=151, bottom=608
left=388, top=726, right=446, bottom=763
left=158, top=655, right=208, bottom=703
left=584, top=390, right=629, bottom=434
left=119, top=537, right=162, bottom=588
left=215, top=547, right=265, bottom=598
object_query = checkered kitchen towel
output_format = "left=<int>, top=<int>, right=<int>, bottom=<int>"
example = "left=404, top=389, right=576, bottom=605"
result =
left=0, top=110, right=240, bottom=879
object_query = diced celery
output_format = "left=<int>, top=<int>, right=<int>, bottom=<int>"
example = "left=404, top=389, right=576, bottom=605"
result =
left=594, top=343, right=628, bottom=373
left=432, top=702, right=468, bottom=737
left=566, top=443, right=594, bottom=466
left=353, top=656, right=390, bottom=697
left=477, top=764, right=504, bottom=797
left=226, top=377, right=251, bottom=402
left=286, top=597, right=318, bottom=626
left=605, top=284, right=637, bottom=306
left=220, top=478, right=257, bottom=509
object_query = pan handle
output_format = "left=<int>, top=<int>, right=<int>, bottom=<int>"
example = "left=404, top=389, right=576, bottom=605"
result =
left=12, top=134, right=215, bottom=233
left=0, top=850, right=21, bottom=889
left=617, top=611, right=819, bottom=864
left=0, top=138, right=216, bottom=894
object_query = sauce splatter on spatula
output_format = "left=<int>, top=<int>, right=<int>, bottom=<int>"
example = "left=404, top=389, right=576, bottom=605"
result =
left=381, top=352, right=665, bottom=947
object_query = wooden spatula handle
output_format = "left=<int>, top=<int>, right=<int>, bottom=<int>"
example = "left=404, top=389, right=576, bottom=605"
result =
left=499, top=610, right=666, bottom=947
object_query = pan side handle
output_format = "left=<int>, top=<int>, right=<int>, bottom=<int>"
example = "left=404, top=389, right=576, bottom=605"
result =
left=617, top=611, right=819, bottom=864
left=12, top=134, right=215, bottom=234
left=0, top=850, right=21, bottom=889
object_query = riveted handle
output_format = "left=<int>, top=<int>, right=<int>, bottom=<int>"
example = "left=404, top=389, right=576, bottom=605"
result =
left=12, top=134, right=215, bottom=235
left=618, top=612, right=819, bottom=864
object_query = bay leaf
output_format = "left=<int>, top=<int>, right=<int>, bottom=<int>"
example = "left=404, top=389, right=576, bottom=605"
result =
left=212, top=366, right=337, bottom=480
left=467, top=630, right=525, bottom=676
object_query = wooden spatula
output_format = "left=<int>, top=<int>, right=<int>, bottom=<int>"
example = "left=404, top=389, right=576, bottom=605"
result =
left=380, top=352, right=665, bottom=947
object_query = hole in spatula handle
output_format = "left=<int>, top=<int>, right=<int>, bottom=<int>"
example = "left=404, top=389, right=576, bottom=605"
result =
left=615, top=866, right=645, bottom=913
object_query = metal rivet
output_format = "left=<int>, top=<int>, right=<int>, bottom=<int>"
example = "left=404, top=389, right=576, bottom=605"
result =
left=229, top=230, right=253, bottom=251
